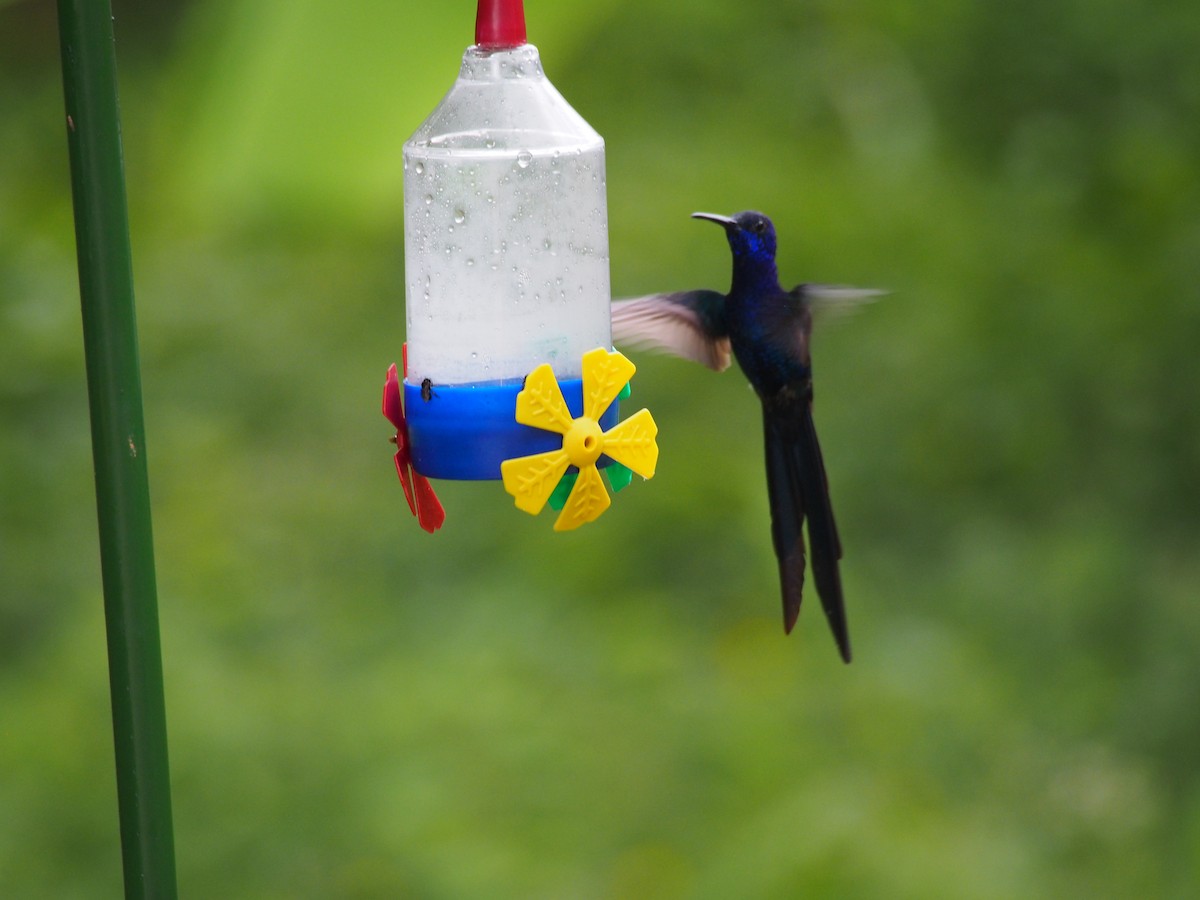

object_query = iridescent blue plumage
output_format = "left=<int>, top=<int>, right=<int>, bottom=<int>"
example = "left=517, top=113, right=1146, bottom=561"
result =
left=613, top=211, right=879, bottom=662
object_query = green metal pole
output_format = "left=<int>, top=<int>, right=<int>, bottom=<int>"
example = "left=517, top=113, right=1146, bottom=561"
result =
left=56, top=2, right=178, bottom=897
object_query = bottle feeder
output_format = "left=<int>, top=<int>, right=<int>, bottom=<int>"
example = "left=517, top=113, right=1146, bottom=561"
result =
left=382, top=0, right=658, bottom=531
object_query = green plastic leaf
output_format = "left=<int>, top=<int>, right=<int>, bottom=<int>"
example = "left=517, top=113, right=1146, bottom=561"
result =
left=605, top=462, right=633, bottom=493
left=547, top=470, right=578, bottom=511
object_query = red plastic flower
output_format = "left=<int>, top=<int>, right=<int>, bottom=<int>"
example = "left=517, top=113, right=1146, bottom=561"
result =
left=382, top=354, right=445, bottom=533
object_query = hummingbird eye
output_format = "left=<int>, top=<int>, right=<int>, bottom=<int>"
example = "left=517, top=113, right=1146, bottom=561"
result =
left=752, top=219, right=767, bottom=234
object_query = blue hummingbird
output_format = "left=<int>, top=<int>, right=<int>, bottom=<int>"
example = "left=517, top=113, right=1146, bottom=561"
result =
left=611, top=211, right=879, bottom=662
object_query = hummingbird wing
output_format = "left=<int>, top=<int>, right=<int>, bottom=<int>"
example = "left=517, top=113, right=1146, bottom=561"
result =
left=792, top=284, right=886, bottom=324
left=611, top=290, right=732, bottom=372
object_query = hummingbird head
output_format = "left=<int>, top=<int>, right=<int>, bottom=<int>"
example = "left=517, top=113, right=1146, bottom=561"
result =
left=693, top=210, right=777, bottom=263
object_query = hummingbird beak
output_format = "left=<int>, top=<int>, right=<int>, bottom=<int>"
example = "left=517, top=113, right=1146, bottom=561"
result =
left=692, top=212, right=738, bottom=231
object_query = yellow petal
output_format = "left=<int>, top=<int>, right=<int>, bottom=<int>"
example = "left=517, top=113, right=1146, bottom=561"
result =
left=553, top=464, right=611, bottom=531
left=515, top=364, right=573, bottom=435
left=501, top=449, right=571, bottom=515
left=581, top=348, right=636, bottom=422
left=600, top=408, right=659, bottom=478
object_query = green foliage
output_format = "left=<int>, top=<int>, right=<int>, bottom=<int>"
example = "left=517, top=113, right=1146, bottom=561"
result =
left=2, top=0, right=1199, bottom=896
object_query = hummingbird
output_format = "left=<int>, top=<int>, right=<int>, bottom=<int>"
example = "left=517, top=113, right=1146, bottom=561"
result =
left=611, top=211, right=879, bottom=662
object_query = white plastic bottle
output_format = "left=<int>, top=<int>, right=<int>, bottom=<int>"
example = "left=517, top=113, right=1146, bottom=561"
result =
left=403, top=3, right=612, bottom=387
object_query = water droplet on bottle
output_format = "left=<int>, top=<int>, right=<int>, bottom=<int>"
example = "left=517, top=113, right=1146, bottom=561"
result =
left=454, top=209, right=466, bottom=224
left=484, top=138, right=496, bottom=149
left=543, top=238, right=552, bottom=250
left=516, top=150, right=533, bottom=169
left=466, top=258, right=475, bottom=267
left=414, top=161, right=425, bottom=175
left=423, top=194, right=433, bottom=205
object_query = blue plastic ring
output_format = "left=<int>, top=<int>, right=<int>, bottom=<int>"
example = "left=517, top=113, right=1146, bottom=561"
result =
left=404, top=378, right=619, bottom=481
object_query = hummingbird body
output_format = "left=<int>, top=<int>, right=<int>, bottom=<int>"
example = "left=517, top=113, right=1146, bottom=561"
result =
left=612, top=211, right=877, bottom=662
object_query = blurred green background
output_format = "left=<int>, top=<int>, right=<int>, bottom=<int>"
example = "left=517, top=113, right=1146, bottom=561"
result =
left=3, top=0, right=1199, bottom=896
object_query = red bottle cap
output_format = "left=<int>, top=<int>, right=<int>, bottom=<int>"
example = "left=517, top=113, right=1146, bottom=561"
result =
left=475, top=0, right=527, bottom=48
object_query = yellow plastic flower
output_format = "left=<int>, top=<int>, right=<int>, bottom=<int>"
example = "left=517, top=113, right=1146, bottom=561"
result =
left=501, top=348, right=659, bottom=531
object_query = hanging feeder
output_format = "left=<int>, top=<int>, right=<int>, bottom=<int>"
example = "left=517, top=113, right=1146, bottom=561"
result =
left=383, top=0, right=658, bottom=530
